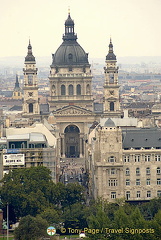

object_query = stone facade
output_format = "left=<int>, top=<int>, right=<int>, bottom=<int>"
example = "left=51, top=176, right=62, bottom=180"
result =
left=88, top=119, right=161, bottom=202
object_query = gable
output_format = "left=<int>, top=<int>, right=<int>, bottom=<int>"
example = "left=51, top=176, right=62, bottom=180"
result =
left=53, top=106, right=93, bottom=116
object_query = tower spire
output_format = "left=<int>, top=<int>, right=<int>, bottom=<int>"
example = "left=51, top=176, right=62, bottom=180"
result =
left=15, top=74, right=20, bottom=89
left=106, top=38, right=116, bottom=61
left=68, top=6, right=70, bottom=15
left=25, top=39, right=35, bottom=62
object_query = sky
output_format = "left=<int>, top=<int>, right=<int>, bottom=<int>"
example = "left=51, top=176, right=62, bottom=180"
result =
left=0, top=0, right=161, bottom=59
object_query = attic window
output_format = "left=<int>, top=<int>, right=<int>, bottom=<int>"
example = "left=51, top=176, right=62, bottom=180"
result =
left=131, top=139, right=134, bottom=141
left=159, top=138, right=161, bottom=141
left=145, top=139, right=148, bottom=141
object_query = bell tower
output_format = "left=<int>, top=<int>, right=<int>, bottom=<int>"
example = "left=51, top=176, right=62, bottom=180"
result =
left=22, top=40, right=40, bottom=118
left=103, top=39, right=122, bottom=117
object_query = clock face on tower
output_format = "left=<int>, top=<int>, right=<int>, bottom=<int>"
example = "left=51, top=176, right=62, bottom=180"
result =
left=28, top=92, right=33, bottom=97
left=109, top=73, right=114, bottom=83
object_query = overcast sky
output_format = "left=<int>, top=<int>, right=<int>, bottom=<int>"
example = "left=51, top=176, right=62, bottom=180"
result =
left=0, top=0, right=161, bottom=58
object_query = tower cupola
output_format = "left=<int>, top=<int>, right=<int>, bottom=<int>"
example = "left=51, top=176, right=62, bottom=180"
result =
left=63, top=13, right=77, bottom=41
left=25, top=40, right=35, bottom=62
left=106, top=38, right=116, bottom=61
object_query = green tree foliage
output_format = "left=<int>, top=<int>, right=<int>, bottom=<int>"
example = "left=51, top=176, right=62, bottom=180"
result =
left=38, top=207, right=62, bottom=225
left=63, top=183, right=85, bottom=207
left=139, top=197, right=161, bottom=220
left=14, top=215, right=48, bottom=240
left=63, top=202, right=89, bottom=229
left=0, top=166, right=54, bottom=219
left=87, top=203, right=111, bottom=240
left=0, top=167, right=86, bottom=225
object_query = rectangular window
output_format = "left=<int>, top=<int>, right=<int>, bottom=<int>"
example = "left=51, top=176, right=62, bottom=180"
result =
left=147, top=191, right=151, bottom=198
left=109, top=179, right=117, bottom=187
left=111, top=192, right=116, bottom=199
left=136, top=179, right=140, bottom=185
left=146, top=179, right=150, bottom=185
left=155, top=155, right=161, bottom=161
left=126, top=179, right=130, bottom=186
left=135, top=155, right=140, bottom=162
left=124, top=155, right=130, bottom=162
left=145, top=155, right=151, bottom=162
left=157, top=178, right=161, bottom=185
left=137, top=191, right=141, bottom=198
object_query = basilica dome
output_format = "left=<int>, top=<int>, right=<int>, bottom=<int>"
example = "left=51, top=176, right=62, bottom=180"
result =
left=51, top=13, right=89, bottom=66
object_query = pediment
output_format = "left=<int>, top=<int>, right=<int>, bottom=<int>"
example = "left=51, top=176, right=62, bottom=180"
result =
left=53, top=106, right=93, bottom=116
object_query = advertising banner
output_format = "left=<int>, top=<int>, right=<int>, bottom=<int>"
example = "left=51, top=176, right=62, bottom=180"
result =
left=3, top=154, right=25, bottom=166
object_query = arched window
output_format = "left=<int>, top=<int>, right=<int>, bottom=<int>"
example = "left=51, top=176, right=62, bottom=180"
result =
left=108, top=156, right=115, bottom=162
left=61, top=85, right=66, bottom=95
left=86, top=84, right=90, bottom=94
left=126, top=168, right=130, bottom=175
left=110, top=102, right=114, bottom=111
left=77, top=84, right=81, bottom=95
left=157, top=167, right=161, bottom=175
left=29, top=103, right=33, bottom=113
left=136, top=167, right=140, bottom=175
left=68, top=84, right=74, bottom=95
left=52, top=85, right=56, bottom=95
left=126, top=191, right=130, bottom=200
left=146, top=167, right=151, bottom=175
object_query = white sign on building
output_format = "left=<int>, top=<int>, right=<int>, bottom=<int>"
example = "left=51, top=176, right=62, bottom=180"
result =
left=3, top=154, right=25, bottom=166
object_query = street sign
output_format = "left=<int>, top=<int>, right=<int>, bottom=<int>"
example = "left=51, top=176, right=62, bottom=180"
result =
left=47, top=226, right=56, bottom=236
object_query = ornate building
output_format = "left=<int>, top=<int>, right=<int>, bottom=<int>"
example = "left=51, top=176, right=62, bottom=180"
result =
left=48, top=13, right=95, bottom=159
left=88, top=119, right=161, bottom=202
left=22, top=40, right=40, bottom=119
left=47, top=13, right=122, bottom=161
left=48, top=13, right=93, bottom=112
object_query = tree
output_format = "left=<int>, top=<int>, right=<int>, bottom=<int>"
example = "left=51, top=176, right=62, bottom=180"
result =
left=87, top=204, right=111, bottom=240
left=38, top=207, right=62, bottom=226
left=14, top=215, right=48, bottom=240
left=62, top=183, right=85, bottom=208
left=0, top=166, right=54, bottom=220
left=63, top=202, right=89, bottom=229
